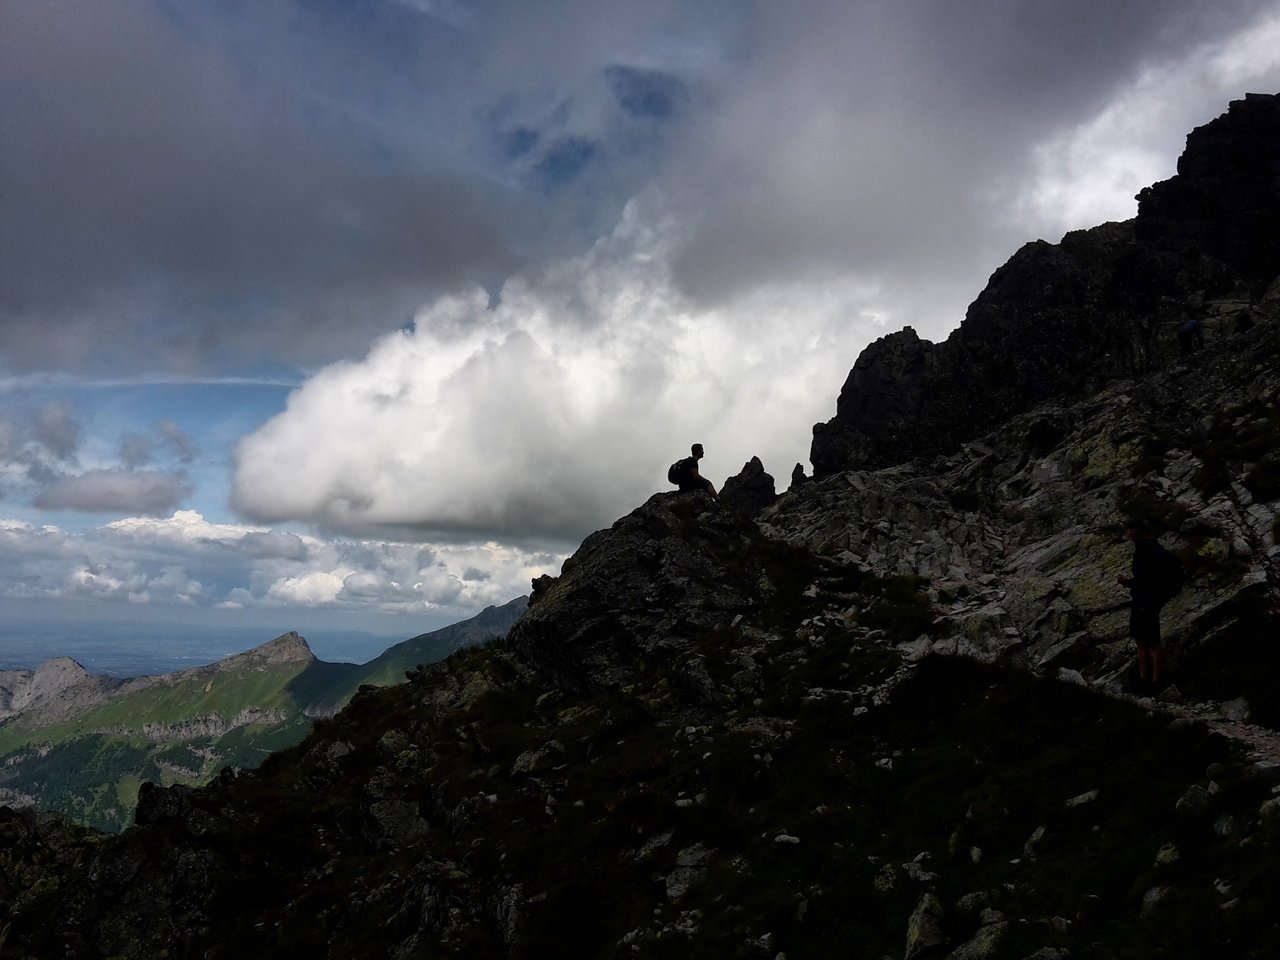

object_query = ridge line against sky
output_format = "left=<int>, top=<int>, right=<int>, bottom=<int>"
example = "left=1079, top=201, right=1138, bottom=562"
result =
left=3, top=0, right=1280, bottom=665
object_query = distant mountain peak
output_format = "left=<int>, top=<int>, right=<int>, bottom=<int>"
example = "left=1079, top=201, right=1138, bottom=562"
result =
left=34, top=656, right=90, bottom=681
left=218, top=631, right=316, bottom=669
left=0, top=656, right=113, bottom=722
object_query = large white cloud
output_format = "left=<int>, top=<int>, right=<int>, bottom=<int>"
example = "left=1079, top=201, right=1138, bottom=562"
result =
left=231, top=202, right=890, bottom=542
left=1008, top=9, right=1280, bottom=237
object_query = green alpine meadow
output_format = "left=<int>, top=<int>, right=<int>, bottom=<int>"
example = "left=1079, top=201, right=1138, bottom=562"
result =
left=0, top=599, right=526, bottom=831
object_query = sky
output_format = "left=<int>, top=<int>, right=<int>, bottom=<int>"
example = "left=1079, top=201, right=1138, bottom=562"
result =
left=3, top=0, right=1280, bottom=670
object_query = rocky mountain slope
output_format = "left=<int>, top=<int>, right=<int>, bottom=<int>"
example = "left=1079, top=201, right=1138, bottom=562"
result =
left=0, top=95, right=1278, bottom=959
left=768, top=319, right=1280, bottom=724
left=0, top=599, right=526, bottom=830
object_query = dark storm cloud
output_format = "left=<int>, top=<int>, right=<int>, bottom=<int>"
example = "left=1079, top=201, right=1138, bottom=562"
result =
left=29, top=402, right=81, bottom=462
left=0, top=0, right=530, bottom=373
left=118, top=421, right=198, bottom=469
left=606, top=65, right=685, bottom=120
left=0, top=403, right=82, bottom=495
left=34, top=469, right=193, bottom=515
left=153, top=421, right=200, bottom=464
left=240, top=530, right=312, bottom=562
left=1, top=0, right=1274, bottom=380
left=662, top=0, right=1275, bottom=313
left=118, top=433, right=155, bottom=470
left=0, top=0, right=700, bottom=376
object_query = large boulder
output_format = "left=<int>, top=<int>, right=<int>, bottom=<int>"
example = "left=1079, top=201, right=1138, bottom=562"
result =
left=719, top=456, right=778, bottom=516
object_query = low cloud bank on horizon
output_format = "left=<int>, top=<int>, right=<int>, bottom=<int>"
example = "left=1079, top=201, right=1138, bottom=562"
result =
left=0, top=510, right=549, bottom=624
left=2, top=0, right=1280, bottom=637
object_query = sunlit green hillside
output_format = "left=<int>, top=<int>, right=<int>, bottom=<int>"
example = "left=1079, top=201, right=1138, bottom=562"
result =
left=0, top=599, right=525, bottom=831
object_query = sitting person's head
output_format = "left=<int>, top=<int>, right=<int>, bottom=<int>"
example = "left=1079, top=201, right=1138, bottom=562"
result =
left=691, top=442, right=704, bottom=460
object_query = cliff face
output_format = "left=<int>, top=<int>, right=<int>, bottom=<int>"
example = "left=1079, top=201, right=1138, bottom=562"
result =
left=1, top=99, right=1279, bottom=960
left=811, top=93, right=1280, bottom=477
left=0, top=657, right=122, bottom=722
left=1136, top=92, right=1280, bottom=296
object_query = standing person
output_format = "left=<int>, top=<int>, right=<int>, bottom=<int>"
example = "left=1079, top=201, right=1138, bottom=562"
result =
left=1178, top=315, right=1205, bottom=355
left=1117, top=519, right=1183, bottom=692
left=669, top=443, right=718, bottom=499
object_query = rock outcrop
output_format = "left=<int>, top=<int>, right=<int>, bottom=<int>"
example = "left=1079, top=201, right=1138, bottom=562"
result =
left=0, top=657, right=123, bottom=723
left=508, top=490, right=778, bottom=695
left=1135, top=92, right=1280, bottom=301
left=719, top=455, right=779, bottom=516
left=811, top=93, right=1280, bottom=476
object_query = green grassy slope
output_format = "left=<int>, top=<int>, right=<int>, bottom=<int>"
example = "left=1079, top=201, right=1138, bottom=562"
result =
left=287, top=597, right=527, bottom=713
left=0, top=599, right=526, bottom=831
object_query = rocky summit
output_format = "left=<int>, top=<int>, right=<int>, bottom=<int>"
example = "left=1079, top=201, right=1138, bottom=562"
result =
left=810, top=93, right=1280, bottom=477
left=2, top=97, right=1280, bottom=960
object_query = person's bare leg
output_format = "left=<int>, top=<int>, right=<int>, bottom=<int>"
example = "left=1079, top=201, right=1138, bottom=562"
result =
left=1136, top=645, right=1150, bottom=686
left=1149, top=644, right=1164, bottom=687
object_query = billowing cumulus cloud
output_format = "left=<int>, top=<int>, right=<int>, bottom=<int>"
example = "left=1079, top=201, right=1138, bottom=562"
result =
left=231, top=204, right=889, bottom=542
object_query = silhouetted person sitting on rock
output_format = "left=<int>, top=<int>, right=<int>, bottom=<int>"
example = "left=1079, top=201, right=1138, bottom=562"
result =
left=1117, top=519, right=1183, bottom=692
left=669, top=443, right=717, bottom=499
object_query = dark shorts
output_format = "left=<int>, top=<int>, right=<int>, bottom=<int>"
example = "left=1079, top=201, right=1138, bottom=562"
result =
left=1129, top=599, right=1162, bottom=649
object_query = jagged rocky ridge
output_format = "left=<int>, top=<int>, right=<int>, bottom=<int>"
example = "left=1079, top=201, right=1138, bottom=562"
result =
left=810, top=93, right=1280, bottom=477
left=1, top=96, right=1280, bottom=959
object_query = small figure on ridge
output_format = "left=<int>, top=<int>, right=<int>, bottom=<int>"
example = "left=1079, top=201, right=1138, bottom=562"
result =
left=668, top=443, right=718, bottom=499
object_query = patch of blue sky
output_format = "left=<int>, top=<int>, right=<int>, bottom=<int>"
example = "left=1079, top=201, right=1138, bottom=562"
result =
left=534, top=137, right=597, bottom=190
left=606, top=64, right=684, bottom=120
left=7, top=379, right=297, bottom=529
left=499, top=127, right=540, bottom=160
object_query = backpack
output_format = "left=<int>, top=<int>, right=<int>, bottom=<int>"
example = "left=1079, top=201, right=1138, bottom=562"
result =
left=1159, top=548, right=1185, bottom=601
left=668, top=458, right=693, bottom=486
